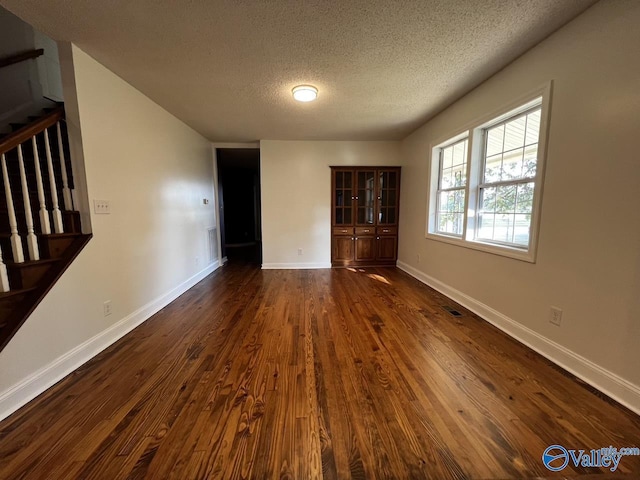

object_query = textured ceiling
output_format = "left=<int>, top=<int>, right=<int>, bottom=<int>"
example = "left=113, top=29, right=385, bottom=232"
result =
left=0, top=0, right=598, bottom=141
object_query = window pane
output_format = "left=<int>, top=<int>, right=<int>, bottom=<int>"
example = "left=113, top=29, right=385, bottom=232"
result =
left=442, top=146, right=453, bottom=169
left=478, top=212, right=495, bottom=240
left=525, top=110, right=541, bottom=145
left=501, top=147, right=524, bottom=180
left=437, top=189, right=465, bottom=236
left=523, top=144, right=537, bottom=178
left=440, top=171, right=453, bottom=189
left=453, top=165, right=466, bottom=187
left=515, top=182, right=534, bottom=214
left=495, top=185, right=517, bottom=214
left=493, top=213, right=514, bottom=243
left=513, top=214, right=531, bottom=246
left=484, top=154, right=502, bottom=183
left=480, top=187, right=496, bottom=213
left=504, top=115, right=526, bottom=151
left=486, top=125, right=504, bottom=157
left=453, top=140, right=466, bottom=166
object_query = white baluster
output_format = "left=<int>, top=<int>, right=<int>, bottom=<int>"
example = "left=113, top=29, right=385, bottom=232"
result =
left=31, top=135, right=51, bottom=235
left=1, top=153, right=24, bottom=263
left=17, top=144, right=39, bottom=261
left=56, top=122, right=73, bottom=211
left=44, top=128, right=64, bottom=233
left=0, top=245, right=9, bottom=292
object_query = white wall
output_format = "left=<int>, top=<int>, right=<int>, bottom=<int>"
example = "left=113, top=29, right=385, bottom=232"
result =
left=398, top=0, right=640, bottom=412
left=260, top=140, right=401, bottom=268
left=0, top=45, right=217, bottom=419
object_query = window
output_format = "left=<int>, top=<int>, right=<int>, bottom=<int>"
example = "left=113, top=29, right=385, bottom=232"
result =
left=426, top=83, right=551, bottom=262
left=436, top=138, right=467, bottom=236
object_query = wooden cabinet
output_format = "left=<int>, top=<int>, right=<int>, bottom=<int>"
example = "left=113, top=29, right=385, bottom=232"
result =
left=330, top=166, right=400, bottom=267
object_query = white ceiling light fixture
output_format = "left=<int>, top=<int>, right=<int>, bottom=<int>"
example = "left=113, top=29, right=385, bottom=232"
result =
left=292, top=85, right=318, bottom=102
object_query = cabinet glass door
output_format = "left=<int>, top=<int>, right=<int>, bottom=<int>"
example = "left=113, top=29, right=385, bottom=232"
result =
left=334, top=170, right=353, bottom=225
left=356, top=170, right=375, bottom=225
left=378, top=170, right=398, bottom=224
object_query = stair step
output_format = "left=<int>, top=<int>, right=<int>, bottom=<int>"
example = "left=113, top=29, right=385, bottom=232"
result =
left=39, top=232, right=84, bottom=259
left=0, top=287, right=36, bottom=300
left=0, top=218, right=83, bottom=262
left=5, top=258, right=59, bottom=289
left=0, top=288, right=37, bottom=328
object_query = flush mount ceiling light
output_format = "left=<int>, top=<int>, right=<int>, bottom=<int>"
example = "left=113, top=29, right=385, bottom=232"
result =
left=292, top=85, right=318, bottom=102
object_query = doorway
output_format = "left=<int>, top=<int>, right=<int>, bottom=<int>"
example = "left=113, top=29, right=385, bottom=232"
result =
left=216, top=148, right=261, bottom=264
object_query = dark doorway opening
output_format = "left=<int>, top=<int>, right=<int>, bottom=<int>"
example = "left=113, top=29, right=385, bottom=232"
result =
left=217, top=148, right=261, bottom=265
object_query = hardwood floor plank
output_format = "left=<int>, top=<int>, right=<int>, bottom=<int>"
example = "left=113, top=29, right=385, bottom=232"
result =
left=0, top=264, right=639, bottom=479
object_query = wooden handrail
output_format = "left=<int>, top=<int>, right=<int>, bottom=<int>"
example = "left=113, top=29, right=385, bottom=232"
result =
left=0, top=49, right=44, bottom=69
left=0, top=106, right=65, bottom=156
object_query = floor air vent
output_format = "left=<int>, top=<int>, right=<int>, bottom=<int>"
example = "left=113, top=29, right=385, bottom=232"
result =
left=443, top=306, right=463, bottom=317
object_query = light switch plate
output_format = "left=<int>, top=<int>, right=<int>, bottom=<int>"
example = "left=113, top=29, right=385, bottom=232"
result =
left=93, top=199, right=111, bottom=214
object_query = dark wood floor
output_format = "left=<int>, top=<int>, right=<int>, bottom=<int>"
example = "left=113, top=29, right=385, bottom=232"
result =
left=0, top=264, right=639, bottom=479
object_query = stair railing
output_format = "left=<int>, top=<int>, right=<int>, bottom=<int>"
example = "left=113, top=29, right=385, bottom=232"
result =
left=0, top=106, right=73, bottom=292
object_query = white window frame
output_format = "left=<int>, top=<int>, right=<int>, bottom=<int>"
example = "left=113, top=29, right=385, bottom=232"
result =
left=434, top=136, right=469, bottom=237
left=426, top=82, right=552, bottom=262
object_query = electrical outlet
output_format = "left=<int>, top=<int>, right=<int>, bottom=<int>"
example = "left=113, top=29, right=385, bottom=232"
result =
left=298, top=248, right=303, bottom=256
left=93, top=199, right=111, bottom=214
left=195, top=256, right=200, bottom=266
left=103, top=300, right=112, bottom=317
left=549, top=306, right=562, bottom=326
left=417, top=254, right=421, bottom=263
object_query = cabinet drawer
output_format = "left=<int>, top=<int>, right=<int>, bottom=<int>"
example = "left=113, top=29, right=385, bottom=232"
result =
left=333, top=227, right=354, bottom=235
left=355, top=227, right=375, bottom=236
left=376, top=226, right=397, bottom=235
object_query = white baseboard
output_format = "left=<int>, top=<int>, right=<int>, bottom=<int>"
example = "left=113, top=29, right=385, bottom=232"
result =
left=397, top=261, right=640, bottom=415
left=261, top=262, right=331, bottom=270
left=0, top=260, right=220, bottom=422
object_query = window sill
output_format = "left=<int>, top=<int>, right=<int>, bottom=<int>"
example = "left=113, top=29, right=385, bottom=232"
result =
left=425, top=231, right=536, bottom=263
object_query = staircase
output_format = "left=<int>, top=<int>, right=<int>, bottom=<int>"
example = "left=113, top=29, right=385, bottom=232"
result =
left=0, top=104, right=91, bottom=351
